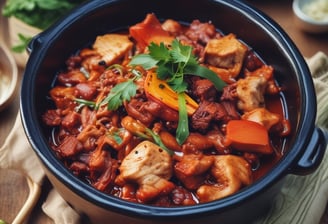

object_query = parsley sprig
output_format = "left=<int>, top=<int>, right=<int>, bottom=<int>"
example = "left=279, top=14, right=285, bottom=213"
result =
left=129, top=39, right=226, bottom=144
left=100, top=77, right=138, bottom=111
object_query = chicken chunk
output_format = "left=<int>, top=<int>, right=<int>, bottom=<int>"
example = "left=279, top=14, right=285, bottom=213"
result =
left=236, top=75, right=267, bottom=112
left=93, top=34, right=133, bottom=65
left=205, top=34, right=248, bottom=82
left=115, top=140, right=174, bottom=203
left=242, top=108, right=281, bottom=130
left=197, top=155, right=252, bottom=202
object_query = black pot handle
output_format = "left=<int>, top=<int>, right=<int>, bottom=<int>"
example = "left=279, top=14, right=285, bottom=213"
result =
left=26, top=33, right=45, bottom=55
left=289, top=127, right=328, bottom=175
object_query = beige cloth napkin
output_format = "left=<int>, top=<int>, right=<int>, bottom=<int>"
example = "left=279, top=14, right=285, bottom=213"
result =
left=0, top=52, right=328, bottom=224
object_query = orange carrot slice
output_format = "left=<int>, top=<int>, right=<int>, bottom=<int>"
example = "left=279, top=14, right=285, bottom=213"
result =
left=144, top=71, right=199, bottom=115
left=225, top=120, right=272, bottom=154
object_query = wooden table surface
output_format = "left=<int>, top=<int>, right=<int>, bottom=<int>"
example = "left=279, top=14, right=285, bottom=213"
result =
left=1, top=0, right=328, bottom=223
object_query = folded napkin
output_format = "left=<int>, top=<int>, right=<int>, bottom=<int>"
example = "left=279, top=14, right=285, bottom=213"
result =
left=0, top=52, right=328, bottom=224
left=256, top=51, right=328, bottom=224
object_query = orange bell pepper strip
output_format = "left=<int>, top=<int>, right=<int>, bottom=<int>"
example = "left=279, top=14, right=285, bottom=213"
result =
left=225, top=120, right=272, bottom=154
left=144, top=71, right=199, bottom=115
left=129, top=13, right=174, bottom=51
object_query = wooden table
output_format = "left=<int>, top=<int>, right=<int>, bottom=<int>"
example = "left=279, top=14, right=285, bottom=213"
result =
left=1, top=0, right=328, bottom=223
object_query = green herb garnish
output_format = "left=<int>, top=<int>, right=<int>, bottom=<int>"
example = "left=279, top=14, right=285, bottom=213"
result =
left=2, top=0, right=86, bottom=30
left=129, top=39, right=226, bottom=144
left=100, top=78, right=138, bottom=111
left=74, top=98, right=96, bottom=111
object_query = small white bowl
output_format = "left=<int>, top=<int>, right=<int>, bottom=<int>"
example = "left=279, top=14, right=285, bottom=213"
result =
left=293, top=0, right=328, bottom=33
left=0, top=44, right=18, bottom=112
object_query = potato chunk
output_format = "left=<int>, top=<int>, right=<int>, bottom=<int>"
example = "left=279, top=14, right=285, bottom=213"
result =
left=197, top=155, right=252, bottom=202
left=93, top=34, right=133, bottom=65
left=116, top=140, right=174, bottom=202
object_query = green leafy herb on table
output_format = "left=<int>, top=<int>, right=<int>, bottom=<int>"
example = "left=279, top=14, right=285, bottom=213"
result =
left=2, top=0, right=86, bottom=52
left=2, top=0, right=86, bottom=30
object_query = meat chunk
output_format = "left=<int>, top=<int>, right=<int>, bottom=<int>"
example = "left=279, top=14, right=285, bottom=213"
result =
left=191, top=101, right=227, bottom=132
left=241, top=108, right=281, bottom=130
left=236, top=76, right=267, bottom=112
left=75, top=82, right=98, bottom=100
left=56, top=136, right=83, bottom=158
left=162, top=19, right=182, bottom=35
left=89, top=140, right=119, bottom=191
left=61, top=111, right=81, bottom=129
left=57, top=69, right=87, bottom=86
left=191, top=78, right=217, bottom=101
left=182, top=132, right=215, bottom=153
left=175, top=154, right=214, bottom=190
left=184, top=20, right=219, bottom=45
left=42, top=109, right=62, bottom=126
left=197, top=155, right=252, bottom=202
left=116, top=141, right=174, bottom=203
left=124, top=99, right=156, bottom=126
left=205, top=34, right=248, bottom=81
left=93, top=34, right=133, bottom=65
left=50, top=86, right=76, bottom=109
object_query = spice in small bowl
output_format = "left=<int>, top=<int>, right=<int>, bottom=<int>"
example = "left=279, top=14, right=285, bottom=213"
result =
left=293, top=0, right=328, bottom=33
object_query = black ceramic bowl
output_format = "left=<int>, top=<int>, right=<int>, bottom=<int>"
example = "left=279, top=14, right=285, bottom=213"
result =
left=20, top=0, right=328, bottom=223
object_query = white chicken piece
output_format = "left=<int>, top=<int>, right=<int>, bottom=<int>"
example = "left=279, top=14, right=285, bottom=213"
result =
left=236, top=75, right=267, bottom=112
left=242, top=108, right=281, bottom=130
left=204, top=34, right=248, bottom=80
left=116, top=140, right=174, bottom=203
left=93, top=34, right=133, bottom=65
left=197, top=155, right=252, bottom=202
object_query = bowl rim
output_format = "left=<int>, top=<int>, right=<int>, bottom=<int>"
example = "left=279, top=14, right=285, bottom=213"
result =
left=20, top=0, right=317, bottom=219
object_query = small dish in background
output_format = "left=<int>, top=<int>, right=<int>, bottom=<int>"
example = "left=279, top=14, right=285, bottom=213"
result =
left=293, top=0, right=328, bottom=33
left=0, top=44, right=18, bottom=112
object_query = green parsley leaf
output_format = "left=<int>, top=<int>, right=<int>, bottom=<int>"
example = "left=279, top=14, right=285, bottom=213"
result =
left=170, top=39, right=197, bottom=65
left=100, top=79, right=137, bottom=111
left=129, top=54, right=158, bottom=70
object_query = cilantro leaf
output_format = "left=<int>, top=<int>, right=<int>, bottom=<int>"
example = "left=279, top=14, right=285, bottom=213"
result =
left=100, top=79, right=137, bottom=111
left=148, top=42, right=170, bottom=62
left=129, top=54, right=158, bottom=70
left=170, top=39, right=196, bottom=65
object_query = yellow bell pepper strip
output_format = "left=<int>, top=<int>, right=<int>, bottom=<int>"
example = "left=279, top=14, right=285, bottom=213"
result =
left=144, top=71, right=199, bottom=115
